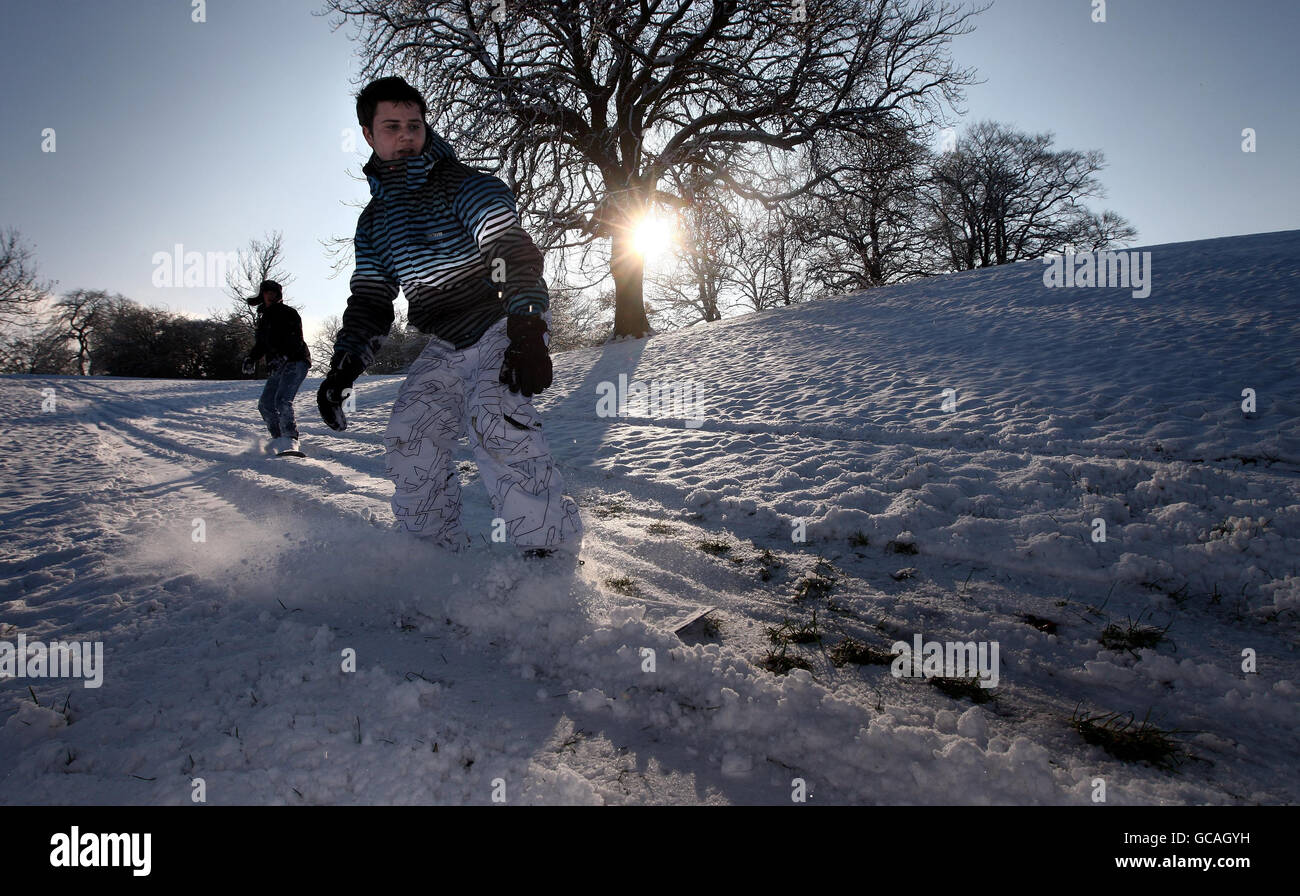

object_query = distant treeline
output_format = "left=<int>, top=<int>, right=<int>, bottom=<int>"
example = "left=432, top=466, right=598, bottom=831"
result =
left=0, top=290, right=255, bottom=378
left=0, top=288, right=434, bottom=379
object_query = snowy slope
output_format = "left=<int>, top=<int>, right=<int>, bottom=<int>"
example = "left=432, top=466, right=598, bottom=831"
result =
left=1, top=229, right=1297, bottom=804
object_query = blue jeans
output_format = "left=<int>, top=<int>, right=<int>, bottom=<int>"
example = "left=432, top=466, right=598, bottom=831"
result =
left=258, top=360, right=309, bottom=439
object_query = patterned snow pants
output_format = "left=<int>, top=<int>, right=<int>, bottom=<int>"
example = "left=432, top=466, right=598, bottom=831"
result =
left=384, top=316, right=583, bottom=551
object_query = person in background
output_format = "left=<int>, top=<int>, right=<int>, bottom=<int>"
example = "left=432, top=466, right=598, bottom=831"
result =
left=242, top=279, right=311, bottom=456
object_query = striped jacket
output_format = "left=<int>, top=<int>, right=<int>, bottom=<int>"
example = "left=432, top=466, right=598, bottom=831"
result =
left=332, top=126, right=550, bottom=367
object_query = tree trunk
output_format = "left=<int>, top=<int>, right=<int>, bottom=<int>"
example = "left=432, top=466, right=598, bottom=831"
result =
left=610, top=224, right=651, bottom=338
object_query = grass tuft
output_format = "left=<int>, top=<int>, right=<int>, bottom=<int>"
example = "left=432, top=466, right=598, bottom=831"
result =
left=929, top=676, right=995, bottom=704
left=604, top=575, right=642, bottom=597
left=829, top=638, right=895, bottom=667
left=793, top=575, right=834, bottom=602
left=1070, top=706, right=1184, bottom=770
left=694, top=615, right=721, bottom=637
left=759, top=645, right=812, bottom=676
left=1020, top=613, right=1059, bottom=635
left=756, top=548, right=785, bottom=581
left=766, top=611, right=822, bottom=646
left=593, top=499, right=630, bottom=519
left=1099, top=617, right=1169, bottom=653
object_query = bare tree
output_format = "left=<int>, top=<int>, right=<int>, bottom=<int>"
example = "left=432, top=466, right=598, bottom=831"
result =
left=312, top=309, right=437, bottom=374
left=798, top=119, right=938, bottom=292
left=1076, top=209, right=1138, bottom=253
left=223, top=231, right=297, bottom=340
left=54, top=289, right=117, bottom=375
left=87, top=299, right=247, bottom=379
left=654, top=147, right=839, bottom=323
left=547, top=281, right=612, bottom=351
left=309, top=314, right=343, bottom=375
left=647, top=161, right=742, bottom=326
left=0, top=228, right=54, bottom=329
left=319, top=194, right=369, bottom=282
left=728, top=200, right=820, bottom=311
left=370, top=307, right=435, bottom=373
left=926, top=120, right=1136, bottom=269
left=722, top=148, right=829, bottom=311
left=323, top=0, right=984, bottom=337
left=0, top=320, right=75, bottom=374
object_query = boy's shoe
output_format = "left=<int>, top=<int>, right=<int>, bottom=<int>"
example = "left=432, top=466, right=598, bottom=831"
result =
left=266, top=436, right=288, bottom=454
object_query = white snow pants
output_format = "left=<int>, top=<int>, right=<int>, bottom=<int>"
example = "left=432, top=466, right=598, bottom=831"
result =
left=383, top=316, right=583, bottom=551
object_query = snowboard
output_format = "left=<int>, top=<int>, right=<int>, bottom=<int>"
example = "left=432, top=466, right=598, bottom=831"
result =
left=276, top=450, right=306, bottom=458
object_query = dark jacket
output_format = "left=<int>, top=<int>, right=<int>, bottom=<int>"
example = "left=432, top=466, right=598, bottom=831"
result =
left=331, top=125, right=549, bottom=369
left=248, top=302, right=310, bottom=367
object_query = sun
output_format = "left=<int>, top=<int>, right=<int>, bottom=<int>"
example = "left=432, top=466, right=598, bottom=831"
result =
left=632, top=212, right=675, bottom=261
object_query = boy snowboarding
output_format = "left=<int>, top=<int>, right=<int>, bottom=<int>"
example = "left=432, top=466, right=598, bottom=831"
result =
left=317, top=76, right=583, bottom=556
left=242, top=279, right=311, bottom=456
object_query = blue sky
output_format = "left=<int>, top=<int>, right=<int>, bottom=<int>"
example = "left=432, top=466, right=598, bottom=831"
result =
left=1, top=0, right=1296, bottom=340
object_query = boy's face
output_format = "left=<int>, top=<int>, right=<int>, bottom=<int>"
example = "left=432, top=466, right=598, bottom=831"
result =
left=363, top=101, right=427, bottom=162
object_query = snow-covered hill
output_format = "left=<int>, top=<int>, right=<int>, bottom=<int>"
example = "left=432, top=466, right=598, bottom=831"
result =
left=1, top=229, right=1297, bottom=804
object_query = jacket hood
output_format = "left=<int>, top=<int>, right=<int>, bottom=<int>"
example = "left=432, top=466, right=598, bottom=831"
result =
left=363, top=125, right=457, bottom=198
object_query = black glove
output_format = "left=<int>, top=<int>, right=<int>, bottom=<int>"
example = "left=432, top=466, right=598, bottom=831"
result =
left=317, top=352, right=365, bottom=431
left=241, top=357, right=256, bottom=376
left=499, top=314, right=552, bottom=398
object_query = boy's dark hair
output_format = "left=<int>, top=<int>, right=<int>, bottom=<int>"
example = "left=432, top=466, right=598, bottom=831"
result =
left=356, top=76, right=429, bottom=131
